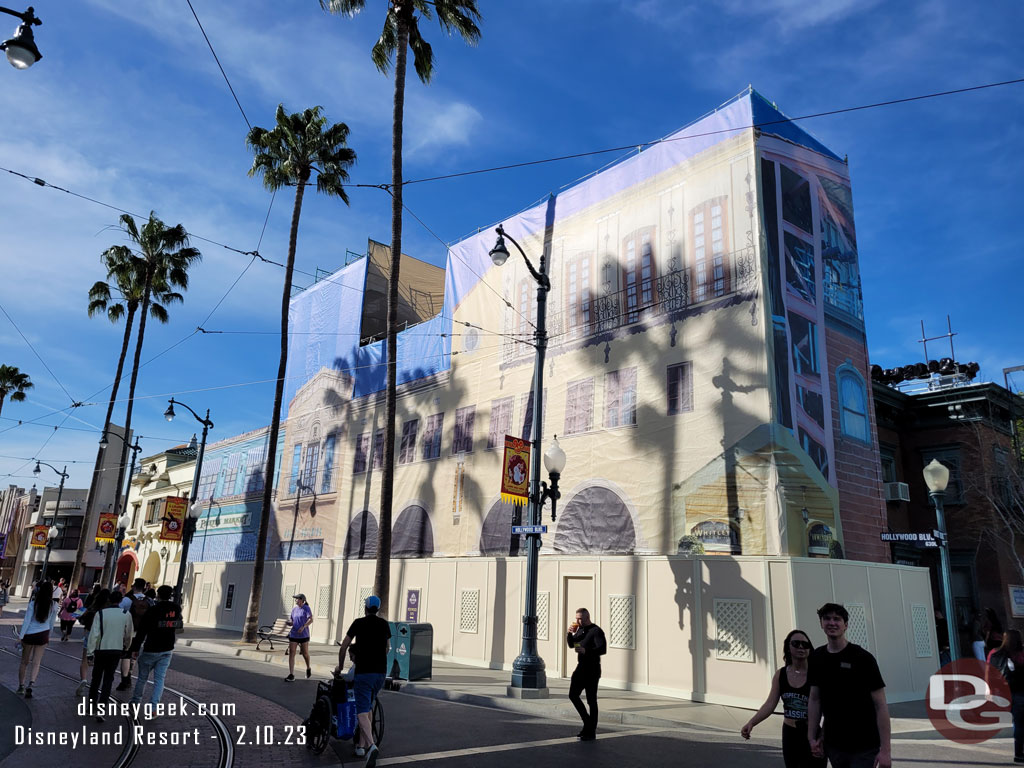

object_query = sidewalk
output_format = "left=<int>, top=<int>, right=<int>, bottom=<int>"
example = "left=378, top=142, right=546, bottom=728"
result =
left=177, top=624, right=934, bottom=736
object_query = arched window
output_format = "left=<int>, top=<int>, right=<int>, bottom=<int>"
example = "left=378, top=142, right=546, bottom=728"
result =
left=393, top=505, right=434, bottom=558
left=344, top=511, right=378, bottom=559
left=837, top=363, right=868, bottom=441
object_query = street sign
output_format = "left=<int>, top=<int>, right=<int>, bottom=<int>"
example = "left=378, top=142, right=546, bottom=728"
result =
left=880, top=531, right=938, bottom=548
left=512, top=525, right=547, bottom=534
left=932, top=529, right=948, bottom=542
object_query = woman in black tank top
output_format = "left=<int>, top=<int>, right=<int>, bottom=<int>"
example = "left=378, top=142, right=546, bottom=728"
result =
left=741, top=629, right=826, bottom=768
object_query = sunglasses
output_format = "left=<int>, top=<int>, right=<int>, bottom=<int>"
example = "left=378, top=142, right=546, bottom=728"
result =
left=790, top=640, right=813, bottom=650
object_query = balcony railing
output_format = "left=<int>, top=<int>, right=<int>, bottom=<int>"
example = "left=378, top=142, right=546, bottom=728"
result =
left=502, top=246, right=757, bottom=363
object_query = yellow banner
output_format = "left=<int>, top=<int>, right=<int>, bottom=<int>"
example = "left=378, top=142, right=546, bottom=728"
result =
left=95, top=511, right=117, bottom=544
left=30, top=525, right=48, bottom=548
left=500, top=435, right=530, bottom=506
left=160, top=497, right=186, bottom=542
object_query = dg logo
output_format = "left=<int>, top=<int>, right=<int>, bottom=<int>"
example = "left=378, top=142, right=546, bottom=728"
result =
left=927, top=658, right=1011, bottom=744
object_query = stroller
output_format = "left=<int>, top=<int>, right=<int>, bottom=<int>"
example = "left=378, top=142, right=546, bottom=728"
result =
left=304, top=672, right=384, bottom=755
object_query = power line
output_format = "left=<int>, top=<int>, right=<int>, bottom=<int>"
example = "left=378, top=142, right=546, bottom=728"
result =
left=185, top=0, right=251, bottom=131
left=0, top=299, right=79, bottom=406
left=400, top=77, right=1024, bottom=187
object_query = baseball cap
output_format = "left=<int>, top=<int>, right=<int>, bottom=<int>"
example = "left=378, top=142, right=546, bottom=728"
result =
left=365, top=595, right=381, bottom=609
left=293, top=593, right=306, bottom=601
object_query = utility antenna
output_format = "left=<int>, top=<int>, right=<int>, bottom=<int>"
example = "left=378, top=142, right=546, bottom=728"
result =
left=917, top=315, right=957, bottom=361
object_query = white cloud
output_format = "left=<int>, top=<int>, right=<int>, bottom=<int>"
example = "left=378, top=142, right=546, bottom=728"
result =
left=404, top=100, right=483, bottom=159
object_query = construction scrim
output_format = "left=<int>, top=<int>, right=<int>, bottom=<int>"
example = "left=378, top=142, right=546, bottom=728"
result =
left=270, top=88, right=882, bottom=565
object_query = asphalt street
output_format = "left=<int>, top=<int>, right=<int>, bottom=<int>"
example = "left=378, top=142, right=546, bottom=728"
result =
left=0, top=620, right=1016, bottom=768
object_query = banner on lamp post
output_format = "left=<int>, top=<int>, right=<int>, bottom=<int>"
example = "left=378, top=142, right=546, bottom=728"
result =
left=30, top=525, right=48, bottom=548
left=160, top=497, right=186, bottom=542
left=500, top=435, right=530, bottom=506
left=95, top=512, right=117, bottom=544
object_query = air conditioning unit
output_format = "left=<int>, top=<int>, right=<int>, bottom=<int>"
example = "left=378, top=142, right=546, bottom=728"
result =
left=884, top=482, right=910, bottom=502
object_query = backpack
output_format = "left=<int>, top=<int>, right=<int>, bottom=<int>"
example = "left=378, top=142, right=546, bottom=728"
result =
left=129, top=593, right=154, bottom=630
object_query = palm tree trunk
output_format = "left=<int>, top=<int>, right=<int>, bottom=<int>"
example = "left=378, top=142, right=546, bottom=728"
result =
left=375, top=8, right=411, bottom=619
left=244, top=173, right=307, bottom=643
left=0, top=393, right=5, bottom=418
left=102, top=278, right=154, bottom=588
left=72, top=308, right=136, bottom=590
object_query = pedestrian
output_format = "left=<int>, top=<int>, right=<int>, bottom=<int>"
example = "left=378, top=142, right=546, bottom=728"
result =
left=116, top=578, right=153, bottom=691
left=52, top=578, right=64, bottom=604
left=83, top=583, right=101, bottom=611
left=335, top=594, right=391, bottom=767
left=87, top=590, right=134, bottom=722
left=567, top=607, right=607, bottom=741
left=985, top=607, right=1005, bottom=658
left=807, top=603, right=891, bottom=768
left=989, top=628, right=1024, bottom=763
left=284, top=593, right=314, bottom=682
left=16, top=580, right=57, bottom=698
left=59, top=589, right=83, bottom=641
left=0, top=578, right=9, bottom=618
left=741, top=629, right=825, bottom=767
left=130, top=584, right=183, bottom=706
left=76, top=588, right=109, bottom=698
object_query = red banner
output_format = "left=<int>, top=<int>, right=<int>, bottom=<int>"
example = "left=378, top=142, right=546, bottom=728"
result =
left=29, top=525, right=48, bottom=548
left=160, top=497, right=186, bottom=542
left=500, top=435, right=530, bottom=506
left=95, top=512, right=117, bottom=544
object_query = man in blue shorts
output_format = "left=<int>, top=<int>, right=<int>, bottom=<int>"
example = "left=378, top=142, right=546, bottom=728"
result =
left=336, top=595, right=391, bottom=768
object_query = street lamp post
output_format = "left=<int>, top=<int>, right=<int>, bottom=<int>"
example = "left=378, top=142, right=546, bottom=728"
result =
left=40, top=523, right=58, bottom=581
left=33, top=460, right=67, bottom=582
left=165, top=397, right=213, bottom=605
left=108, top=509, right=132, bottom=589
left=489, top=225, right=568, bottom=697
left=98, top=431, right=141, bottom=589
left=159, top=545, right=169, bottom=583
left=923, top=458, right=960, bottom=661
left=0, top=6, right=41, bottom=69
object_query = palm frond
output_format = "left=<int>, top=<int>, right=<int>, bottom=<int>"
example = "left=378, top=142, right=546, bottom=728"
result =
left=320, top=0, right=365, bottom=16
left=408, top=19, right=435, bottom=83
left=371, top=10, right=399, bottom=75
left=433, top=0, right=482, bottom=44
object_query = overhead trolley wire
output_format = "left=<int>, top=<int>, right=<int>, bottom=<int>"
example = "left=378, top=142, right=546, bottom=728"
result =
left=399, top=77, right=1024, bottom=187
left=0, top=298, right=80, bottom=407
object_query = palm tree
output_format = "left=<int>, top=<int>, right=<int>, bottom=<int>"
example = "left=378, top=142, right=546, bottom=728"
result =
left=241, top=105, right=356, bottom=643
left=98, top=213, right=201, bottom=584
left=321, top=0, right=481, bottom=617
left=0, top=365, right=33, bottom=417
left=70, top=248, right=186, bottom=591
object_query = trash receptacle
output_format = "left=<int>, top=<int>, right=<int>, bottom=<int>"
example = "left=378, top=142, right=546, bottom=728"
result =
left=387, top=622, right=432, bottom=680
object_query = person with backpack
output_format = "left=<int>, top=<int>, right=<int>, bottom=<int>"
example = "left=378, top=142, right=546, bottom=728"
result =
left=116, top=578, right=153, bottom=691
left=59, top=589, right=83, bottom=642
left=75, top=588, right=109, bottom=697
left=989, top=628, right=1024, bottom=763
left=130, top=584, right=183, bottom=706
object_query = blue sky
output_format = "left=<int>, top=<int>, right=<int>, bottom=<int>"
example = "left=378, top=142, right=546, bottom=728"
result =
left=0, top=0, right=1021, bottom=490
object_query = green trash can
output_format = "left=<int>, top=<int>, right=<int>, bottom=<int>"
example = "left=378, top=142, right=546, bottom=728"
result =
left=387, top=622, right=433, bottom=680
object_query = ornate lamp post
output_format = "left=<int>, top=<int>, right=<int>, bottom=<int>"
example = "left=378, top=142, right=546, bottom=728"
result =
left=98, top=431, right=141, bottom=589
left=33, top=460, right=67, bottom=582
left=40, top=523, right=58, bottom=580
left=489, top=225, right=567, bottom=697
left=165, top=397, right=213, bottom=605
left=0, top=6, right=41, bottom=69
left=108, top=509, right=132, bottom=589
left=923, top=458, right=959, bottom=660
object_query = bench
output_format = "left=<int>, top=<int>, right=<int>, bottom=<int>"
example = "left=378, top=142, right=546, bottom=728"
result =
left=256, top=618, right=291, bottom=651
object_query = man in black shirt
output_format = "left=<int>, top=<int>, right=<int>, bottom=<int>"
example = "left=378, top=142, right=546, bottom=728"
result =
left=567, top=607, right=607, bottom=740
left=128, top=585, right=183, bottom=706
left=807, top=602, right=891, bottom=768
left=336, top=595, right=391, bottom=768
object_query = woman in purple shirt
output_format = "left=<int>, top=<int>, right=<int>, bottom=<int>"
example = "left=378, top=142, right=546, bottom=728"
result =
left=284, top=593, right=313, bottom=681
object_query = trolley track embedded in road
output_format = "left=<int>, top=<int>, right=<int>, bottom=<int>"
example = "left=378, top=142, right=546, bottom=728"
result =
left=1, top=637, right=233, bottom=768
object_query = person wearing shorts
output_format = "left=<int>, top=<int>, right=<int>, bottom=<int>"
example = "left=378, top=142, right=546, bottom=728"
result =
left=336, top=595, right=391, bottom=767
left=284, top=593, right=313, bottom=681
left=17, top=580, right=57, bottom=698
